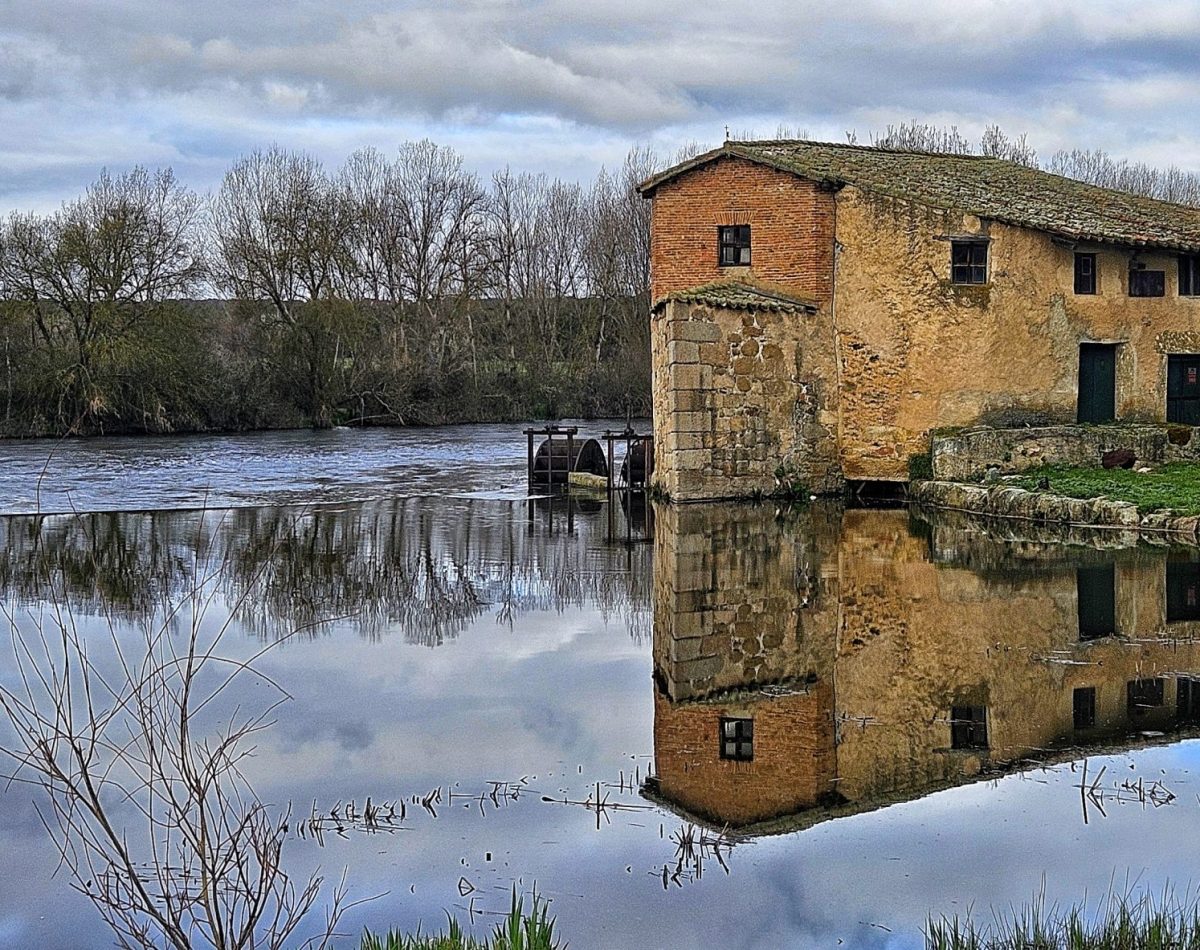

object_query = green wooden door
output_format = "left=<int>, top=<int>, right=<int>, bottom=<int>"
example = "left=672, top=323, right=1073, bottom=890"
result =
left=1077, top=564, right=1115, bottom=640
left=1167, top=355, right=1200, bottom=424
left=1078, top=344, right=1116, bottom=423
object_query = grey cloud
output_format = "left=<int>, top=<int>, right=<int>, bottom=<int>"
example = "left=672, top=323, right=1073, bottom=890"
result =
left=3, top=0, right=1200, bottom=210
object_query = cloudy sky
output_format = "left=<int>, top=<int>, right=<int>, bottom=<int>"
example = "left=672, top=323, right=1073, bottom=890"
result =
left=3, top=0, right=1200, bottom=210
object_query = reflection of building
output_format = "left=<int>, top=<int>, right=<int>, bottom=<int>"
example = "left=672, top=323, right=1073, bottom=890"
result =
left=645, top=502, right=1200, bottom=833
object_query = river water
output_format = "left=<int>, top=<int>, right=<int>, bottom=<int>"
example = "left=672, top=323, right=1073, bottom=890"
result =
left=2, top=425, right=1200, bottom=949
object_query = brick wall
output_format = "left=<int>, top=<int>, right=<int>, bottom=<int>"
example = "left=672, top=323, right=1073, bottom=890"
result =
left=648, top=156, right=836, bottom=303
left=652, top=684, right=837, bottom=827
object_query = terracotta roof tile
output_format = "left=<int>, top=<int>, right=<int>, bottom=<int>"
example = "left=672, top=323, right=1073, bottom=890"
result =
left=640, top=140, right=1200, bottom=253
left=652, top=280, right=819, bottom=313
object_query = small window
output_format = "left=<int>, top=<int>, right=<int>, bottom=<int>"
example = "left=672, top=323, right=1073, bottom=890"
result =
left=719, top=717, right=753, bottom=761
left=950, top=705, right=988, bottom=750
left=1130, top=267, right=1166, bottom=297
left=1073, top=687, right=1097, bottom=730
left=1181, top=255, right=1200, bottom=297
left=1074, top=253, right=1097, bottom=295
left=718, top=225, right=751, bottom=266
left=951, top=241, right=988, bottom=285
left=1127, top=678, right=1165, bottom=716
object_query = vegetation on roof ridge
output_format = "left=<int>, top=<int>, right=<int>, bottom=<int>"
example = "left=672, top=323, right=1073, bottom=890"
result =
left=641, top=128, right=1200, bottom=252
left=733, top=138, right=993, bottom=160
left=654, top=280, right=817, bottom=311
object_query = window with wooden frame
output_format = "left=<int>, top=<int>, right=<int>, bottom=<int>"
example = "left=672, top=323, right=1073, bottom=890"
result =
left=719, top=717, right=754, bottom=761
left=950, top=240, right=988, bottom=284
left=1129, top=265, right=1166, bottom=297
left=950, top=705, right=988, bottom=750
left=1181, top=255, right=1200, bottom=296
left=1074, top=253, right=1097, bottom=295
left=718, top=225, right=751, bottom=266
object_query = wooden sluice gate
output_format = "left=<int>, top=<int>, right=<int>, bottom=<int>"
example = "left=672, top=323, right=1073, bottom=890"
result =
left=523, top=422, right=655, bottom=544
left=524, top=426, right=609, bottom=487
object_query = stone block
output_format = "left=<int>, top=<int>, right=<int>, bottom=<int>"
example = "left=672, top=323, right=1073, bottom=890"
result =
left=667, top=340, right=700, bottom=364
left=675, top=321, right=722, bottom=343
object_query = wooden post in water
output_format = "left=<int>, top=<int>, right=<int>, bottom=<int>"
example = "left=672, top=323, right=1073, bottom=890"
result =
left=526, top=429, right=534, bottom=493
left=566, top=429, right=574, bottom=493
left=605, top=433, right=614, bottom=495
left=605, top=432, right=615, bottom=542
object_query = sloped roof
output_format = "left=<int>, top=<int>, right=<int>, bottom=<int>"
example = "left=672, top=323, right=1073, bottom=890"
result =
left=652, top=280, right=818, bottom=313
left=639, top=140, right=1200, bottom=253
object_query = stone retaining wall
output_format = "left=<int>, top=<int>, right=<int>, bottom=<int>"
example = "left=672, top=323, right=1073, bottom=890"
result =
left=910, top=479, right=1200, bottom=542
left=931, top=424, right=1200, bottom=482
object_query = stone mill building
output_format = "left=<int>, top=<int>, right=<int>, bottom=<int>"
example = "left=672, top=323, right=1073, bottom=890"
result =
left=639, top=140, right=1200, bottom=501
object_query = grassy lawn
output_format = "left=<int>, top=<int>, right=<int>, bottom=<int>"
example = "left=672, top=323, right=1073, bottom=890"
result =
left=1014, top=463, right=1200, bottom=516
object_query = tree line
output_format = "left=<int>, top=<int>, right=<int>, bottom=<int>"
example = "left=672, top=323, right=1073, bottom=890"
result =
left=0, top=142, right=655, bottom=436
left=3, top=125, right=1199, bottom=439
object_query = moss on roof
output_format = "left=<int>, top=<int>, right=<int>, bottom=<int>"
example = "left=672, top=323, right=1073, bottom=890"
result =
left=640, top=140, right=1200, bottom=253
left=653, top=280, right=818, bottom=313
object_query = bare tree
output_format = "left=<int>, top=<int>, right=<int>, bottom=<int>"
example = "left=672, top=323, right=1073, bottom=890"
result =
left=979, top=124, right=1038, bottom=167
left=211, top=147, right=362, bottom=426
left=387, top=140, right=489, bottom=378
left=484, top=168, right=547, bottom=361
left=870, top=122, right=973, bottom=154
left=0, top=167, right=205, bottom=429
left=210, top=147, right=352, bottom=319
left=584, top=146, right=654, bottom=364
left=0, top=533, right=350, bottom=949
left=1048, top=147, right=1200, bottom=205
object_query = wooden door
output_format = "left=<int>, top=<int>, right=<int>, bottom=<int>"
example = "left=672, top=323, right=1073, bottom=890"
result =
left=1078, top=344, right=1116, bottom=422
left=1167, top=354, right=1200, bottom=424
left=1077, top=564, right=1115, bottom=640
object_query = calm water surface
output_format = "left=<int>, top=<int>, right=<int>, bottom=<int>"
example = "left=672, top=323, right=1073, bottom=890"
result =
left=2, top=426, right=1200, bottom=949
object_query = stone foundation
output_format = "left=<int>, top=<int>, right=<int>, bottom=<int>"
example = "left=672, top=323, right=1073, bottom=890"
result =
left=651, top=295, right=842, bottom=501
left=931, top=424, right=1200, bottom=482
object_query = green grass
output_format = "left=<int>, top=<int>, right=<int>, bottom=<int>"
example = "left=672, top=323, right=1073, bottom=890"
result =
left=926, top=886, right=1200, bottom=949
left=359, top=890, right=561, bottom=950
left=1014, top=463, right=1200, bottom=516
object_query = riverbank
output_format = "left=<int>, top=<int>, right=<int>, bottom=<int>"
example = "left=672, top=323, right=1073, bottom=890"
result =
left=910, top=478, right=1200, bottom=541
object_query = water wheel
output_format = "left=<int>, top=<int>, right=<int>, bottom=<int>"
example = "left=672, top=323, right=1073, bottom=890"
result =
left=531, top=436, right=609, bottom=486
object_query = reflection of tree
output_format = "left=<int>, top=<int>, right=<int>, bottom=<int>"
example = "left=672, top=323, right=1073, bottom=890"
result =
left=0, top=498, right=652, bottom=645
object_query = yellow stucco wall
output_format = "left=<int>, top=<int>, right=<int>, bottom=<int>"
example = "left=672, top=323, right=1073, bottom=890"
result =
left=833, top=186, right=1200, bottom=479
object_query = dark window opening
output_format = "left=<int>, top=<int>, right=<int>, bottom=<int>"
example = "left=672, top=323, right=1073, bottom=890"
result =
left=1167, top=355, right=1200, bottom=425
left=719, top=717, right=754, bottom=761
left=1179, top=678, right=1200, bottom=724
left=950, top=705, right=988, bottom=750
left=1077, top=565, right=1116, bottom=640
left=1130, top=267, right=1166, bottom=297
left=718, top=225, right=751, bottom=266
left=1075, top=253, right=1097, bottom=295
left=1181, top=255, right=1200, bottom=297
left=951, top=240, right=988, bottom=285
left=1074, top=687, right=1097, bottom=730
left=1167, top=558, right=1200, bottom=622
left=1128, top=678, right=1165, bottom=716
